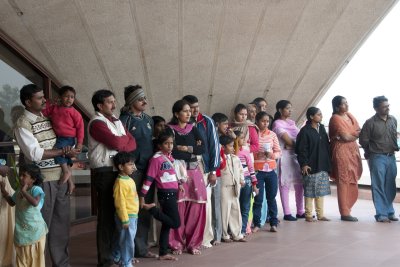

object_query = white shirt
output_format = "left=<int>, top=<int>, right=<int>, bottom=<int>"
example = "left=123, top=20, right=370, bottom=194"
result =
left=14, top=110, right=46, bottom=162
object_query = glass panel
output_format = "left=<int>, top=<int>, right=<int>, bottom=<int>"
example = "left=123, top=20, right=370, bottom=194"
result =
left=0, top=42, right=44, bottom=169
left=0, top=41, right=92, bottom=221
left=0, top=42, right=45, bottom=201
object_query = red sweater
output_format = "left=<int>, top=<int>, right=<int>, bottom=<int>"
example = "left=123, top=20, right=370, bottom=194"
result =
left=89, top=117, right=136, bottom=152
left=43, top=103, right=84, bottom=144
left=216, top=147, right=226, bottom=177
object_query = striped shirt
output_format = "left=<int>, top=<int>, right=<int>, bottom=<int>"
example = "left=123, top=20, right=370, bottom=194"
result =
left=254, top=129, right=281, bottom=172
left=237, top=148, right=257, bottom=185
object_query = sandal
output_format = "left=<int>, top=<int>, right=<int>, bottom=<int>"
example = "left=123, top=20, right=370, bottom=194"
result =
left=318, top=217, right=330, bottom=221
left=189, top=248, right=202, bottom=255
left=172, top=249, right=182, bottom=255
left=144, top=251, right=158, bottom=258
left=158, top=254, right=178, bottom=261
left=211, top=240, right=221, bottom=246
left=305, top=217, right=315, bottom=222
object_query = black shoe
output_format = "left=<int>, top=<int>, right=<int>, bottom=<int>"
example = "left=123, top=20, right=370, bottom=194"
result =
left=388, top=215, right=399, bottom=221
left=283, top=214, right=297, bottom=221
left=296, top=213, right=306, bottom=219
left=341, top=215, right=358, bottom=222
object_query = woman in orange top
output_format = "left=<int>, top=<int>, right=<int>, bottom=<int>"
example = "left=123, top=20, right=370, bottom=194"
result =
left=329, top=96, right=363, bottom=222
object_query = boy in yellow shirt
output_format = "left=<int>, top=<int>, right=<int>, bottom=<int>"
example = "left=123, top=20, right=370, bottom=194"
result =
left=112, top=152, right=139, bottom=267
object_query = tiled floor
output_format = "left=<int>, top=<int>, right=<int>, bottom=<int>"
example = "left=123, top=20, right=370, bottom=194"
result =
left=68, top=193, right=400, bottom=267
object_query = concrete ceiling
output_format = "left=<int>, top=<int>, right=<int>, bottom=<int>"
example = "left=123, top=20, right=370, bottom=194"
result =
left=0, top=0, right=397, bottom=121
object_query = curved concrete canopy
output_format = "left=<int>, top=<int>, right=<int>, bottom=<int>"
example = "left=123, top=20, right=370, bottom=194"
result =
left=0, top=0, right=397, bottom=121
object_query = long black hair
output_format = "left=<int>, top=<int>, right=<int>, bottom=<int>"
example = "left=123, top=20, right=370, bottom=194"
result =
left=306, top=107, right=320, bottom=123
left=19, top=164, right=44, bottom=186
left=169, top=100, right=190, bottom=125
left=157, top=131, right=174, bottom=146
left=233, top=104, right=247, bottom=116
left=255, top=111, right=269, bottom=124
left=331, top=95, right=345, bottom=114
left=272, top=100, right=291, bottom=126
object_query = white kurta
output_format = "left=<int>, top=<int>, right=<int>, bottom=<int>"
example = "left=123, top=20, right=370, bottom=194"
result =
left=0, top=176, right=15, bottom=267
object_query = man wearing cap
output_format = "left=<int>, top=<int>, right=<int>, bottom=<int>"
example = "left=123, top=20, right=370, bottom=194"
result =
left=119, top=85, right=157, bottom=258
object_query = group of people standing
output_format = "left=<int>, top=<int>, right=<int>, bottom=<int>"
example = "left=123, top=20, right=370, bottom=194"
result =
left=0, top=82, right=398, bottom=267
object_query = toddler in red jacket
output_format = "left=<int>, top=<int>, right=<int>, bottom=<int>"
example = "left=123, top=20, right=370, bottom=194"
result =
left=43, top=85, right=84, bottom=194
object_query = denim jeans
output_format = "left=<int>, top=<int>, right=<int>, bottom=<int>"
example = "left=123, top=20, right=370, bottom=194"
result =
left=239, top=176, right=252, bottom=234
left=260, top=188, right=269, bottom=226
left=211, top=180, right=222, bottom=242
left=113, top=216, right=138, bottom=267
left=54, top=136, right=75, bottom=165
left=253, top=171, right=278, bottom=227
left=368, top=154, right=397, bottom=220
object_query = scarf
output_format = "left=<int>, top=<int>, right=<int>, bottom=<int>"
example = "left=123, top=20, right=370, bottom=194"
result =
left=272, top=119, right=299, bottom=139
left=167, top=123, right=194, bottom=135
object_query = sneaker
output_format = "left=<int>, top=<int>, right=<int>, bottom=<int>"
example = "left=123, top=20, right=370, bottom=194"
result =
left=296, top=213, right=306, bottom=219
left=388, top=215, right=399, bottom=221
left=270, top=226, right=277, bottom=232
left=283, top=214, right=297, bottom=221
left=341, top=215, right=358, bottom=222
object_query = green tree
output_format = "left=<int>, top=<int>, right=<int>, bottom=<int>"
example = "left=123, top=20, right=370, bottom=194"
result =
left=0, top=84, right=21, bottom=125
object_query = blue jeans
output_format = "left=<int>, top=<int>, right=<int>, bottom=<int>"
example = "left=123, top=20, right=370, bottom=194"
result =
left=211, top=180, right=222, bottom=241
left=113, top=216, right=138, bottom=267
left=239, top=176, right=252, bottom=234
left=253, top=171, right=278, bottom=227
left=260, top=188, right=269, bottom=226
left=369, top=154, right=397, bottom=220
left=54, top=136, right=75, bottom=165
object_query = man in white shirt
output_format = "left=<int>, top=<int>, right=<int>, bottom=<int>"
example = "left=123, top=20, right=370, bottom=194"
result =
left=14, top=84, right=78, bottom=267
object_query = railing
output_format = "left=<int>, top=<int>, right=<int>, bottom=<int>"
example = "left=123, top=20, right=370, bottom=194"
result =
left=0, top=143, right=92, bottom=222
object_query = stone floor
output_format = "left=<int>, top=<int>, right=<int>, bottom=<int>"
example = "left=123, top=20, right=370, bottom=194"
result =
left=67, top=193, right=400, bottom=267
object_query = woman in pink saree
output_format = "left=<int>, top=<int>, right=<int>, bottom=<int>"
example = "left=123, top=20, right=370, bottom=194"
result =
left=329, top=96, right=362, bottom=222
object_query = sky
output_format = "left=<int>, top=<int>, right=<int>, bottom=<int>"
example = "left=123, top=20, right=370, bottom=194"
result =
left=317, top=2, right=400, bottom=128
